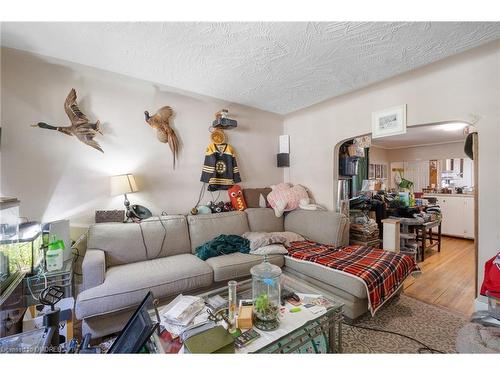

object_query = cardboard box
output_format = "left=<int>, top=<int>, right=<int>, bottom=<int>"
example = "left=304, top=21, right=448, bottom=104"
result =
left=237, top=305, right=253, bottom=330
left=347, top=144, right=365, bottom=158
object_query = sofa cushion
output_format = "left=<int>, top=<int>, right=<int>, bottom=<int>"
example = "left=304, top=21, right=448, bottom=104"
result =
left=87, top=223, right=146, bottom=267
left=242, top=231, right=287, bottom=251
left=140, top=216, right=192, bottom=258
left=187, top=211, right=250, bottom=253
left=205, top=253, right=284, bottom=282
left=76, top=254, right=213, bottom=319
left=87, top=215, right=191, bottom=267
left=284, top=256, right=367, bottom=299
left=284, top=209, right=349, bottom=246
left=245, top=208, right=284, bottom=232
left=250, top=244, right=288, bottom=256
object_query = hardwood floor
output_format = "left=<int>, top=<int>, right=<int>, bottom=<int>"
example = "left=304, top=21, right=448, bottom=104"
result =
left=403, top=236, right=475, bottom=315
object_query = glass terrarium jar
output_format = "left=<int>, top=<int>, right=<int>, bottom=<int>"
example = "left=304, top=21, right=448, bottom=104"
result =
left=250, top=255, right=281, bottom=331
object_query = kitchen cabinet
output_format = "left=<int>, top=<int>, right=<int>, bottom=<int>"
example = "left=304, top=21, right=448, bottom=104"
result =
left=463, top=197, right=475, bottom=238
left=424, top=195, right=474, bottom=239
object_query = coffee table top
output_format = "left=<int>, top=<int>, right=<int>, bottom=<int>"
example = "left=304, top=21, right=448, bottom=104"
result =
left=152, top=270, right=344, bottom=353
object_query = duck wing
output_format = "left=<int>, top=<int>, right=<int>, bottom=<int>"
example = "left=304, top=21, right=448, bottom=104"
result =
left=74, top=124, right=98, bottom=137
left=77, top=134, right=104, bottom=153
left=84, top=139, right=104, bottom=153
left=64, top=88, right=89, bottom=126
left=75, top=127, right=104, bottom=153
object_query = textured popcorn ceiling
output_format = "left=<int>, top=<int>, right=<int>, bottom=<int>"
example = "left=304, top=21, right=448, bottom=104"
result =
left=2, top=22, right=500, bottom=114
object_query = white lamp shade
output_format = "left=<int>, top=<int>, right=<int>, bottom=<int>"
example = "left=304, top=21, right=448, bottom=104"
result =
left=110, top=174, right=139, bottom=196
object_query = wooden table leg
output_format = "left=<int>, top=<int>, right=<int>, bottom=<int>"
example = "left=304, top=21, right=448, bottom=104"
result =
left=429, top=228, right=433, bottom=244
left=438, top=223, right=442, bottom=252
left=421, top=227, right=426, bottom=262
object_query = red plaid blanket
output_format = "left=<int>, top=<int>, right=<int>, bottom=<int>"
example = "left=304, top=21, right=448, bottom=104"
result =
left=286, top=241, right=420, bottom=315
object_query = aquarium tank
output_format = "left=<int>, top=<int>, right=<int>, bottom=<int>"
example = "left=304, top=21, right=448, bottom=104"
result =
left=0, top=198, right=43, bottom=295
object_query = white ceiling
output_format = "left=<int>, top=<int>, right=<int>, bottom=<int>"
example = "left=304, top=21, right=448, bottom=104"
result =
left=371, top=123, right=468, bottom=149
left=2, top=22, right=500, bottom=114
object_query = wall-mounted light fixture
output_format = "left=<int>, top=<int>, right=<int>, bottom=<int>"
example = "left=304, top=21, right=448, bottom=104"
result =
left=277, top=135, right=290, bottom=168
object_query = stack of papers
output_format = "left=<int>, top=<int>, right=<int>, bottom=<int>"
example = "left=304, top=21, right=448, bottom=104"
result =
left=160, top=294, right=207, bottom=337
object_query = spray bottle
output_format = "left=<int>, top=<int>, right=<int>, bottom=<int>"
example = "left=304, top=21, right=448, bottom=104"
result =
left=46, top=236, right=65, bottom=272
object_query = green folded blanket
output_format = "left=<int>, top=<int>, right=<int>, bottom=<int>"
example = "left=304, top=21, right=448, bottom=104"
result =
left=196, top=234, right=250, bottom=261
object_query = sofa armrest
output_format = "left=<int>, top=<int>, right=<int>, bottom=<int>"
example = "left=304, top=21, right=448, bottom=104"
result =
left=82, top=249, right=106, bottom=291
left=284, top=210, right=349, bottom=246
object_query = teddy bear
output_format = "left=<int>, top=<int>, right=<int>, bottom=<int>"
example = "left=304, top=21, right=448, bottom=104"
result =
left=266, top=183, right=323, bottom=217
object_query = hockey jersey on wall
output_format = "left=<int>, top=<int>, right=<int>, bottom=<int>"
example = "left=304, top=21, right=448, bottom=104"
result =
left=200, top=143, right=241, bottom=191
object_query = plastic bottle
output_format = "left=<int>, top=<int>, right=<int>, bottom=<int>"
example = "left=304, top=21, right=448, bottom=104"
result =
left=46, top=237, right=64, bottom=271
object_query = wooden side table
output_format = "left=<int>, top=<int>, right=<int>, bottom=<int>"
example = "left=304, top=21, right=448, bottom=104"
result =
left=413, top=220, right=442, bottom=262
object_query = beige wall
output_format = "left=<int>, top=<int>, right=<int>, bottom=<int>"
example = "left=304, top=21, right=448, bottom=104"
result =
left=0, top=47, right=284, bottom=227
left=284, top=41, right=500, bottom=289
left=368, top=146, right=390, bottom=165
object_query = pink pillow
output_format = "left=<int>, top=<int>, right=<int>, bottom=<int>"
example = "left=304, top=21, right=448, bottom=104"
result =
left=267, top=183, right=309, bottom=211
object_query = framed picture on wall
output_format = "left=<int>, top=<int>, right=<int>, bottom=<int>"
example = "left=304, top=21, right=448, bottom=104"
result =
left=371, top=104, right=407, bottom=139
left=369, top=164, right=375, bottom=179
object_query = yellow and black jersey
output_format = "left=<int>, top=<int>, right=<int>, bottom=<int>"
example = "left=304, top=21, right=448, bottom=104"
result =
left=200, top=143, right=241, bottom=191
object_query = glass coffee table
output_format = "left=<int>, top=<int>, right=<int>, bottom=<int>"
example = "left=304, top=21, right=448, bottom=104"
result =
left=150, top=271, right=344, bottom=354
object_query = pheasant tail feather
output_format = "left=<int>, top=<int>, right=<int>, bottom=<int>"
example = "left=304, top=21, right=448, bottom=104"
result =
left=167, top=128, right=180, bottom=169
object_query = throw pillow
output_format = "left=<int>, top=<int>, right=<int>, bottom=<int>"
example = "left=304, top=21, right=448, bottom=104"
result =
left=242, top=232, right=288, bottom=251
left=250, top=244, right=288, bottom=256
left=243, top=188, right=272, bottom=208
left=258, top=194, right=267, bottom=208
left=269, top=231, right=305, bottom=246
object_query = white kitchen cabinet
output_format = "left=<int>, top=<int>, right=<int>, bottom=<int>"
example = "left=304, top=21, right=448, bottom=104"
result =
left=463, top=197, right=475, bottom=238
left=425, top=195, right=474, bottom=239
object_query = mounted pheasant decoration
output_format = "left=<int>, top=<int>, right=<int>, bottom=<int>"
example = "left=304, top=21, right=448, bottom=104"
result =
left=144, top=106, right=180, bottom=168
left=31, top=88, right=103, bottom=152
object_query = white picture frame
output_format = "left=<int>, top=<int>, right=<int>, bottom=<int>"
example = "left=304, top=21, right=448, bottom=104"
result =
left=371, top=104, right=407, bottom=139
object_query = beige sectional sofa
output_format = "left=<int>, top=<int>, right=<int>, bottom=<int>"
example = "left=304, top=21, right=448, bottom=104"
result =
left=76, top=208, right=352, bottom=338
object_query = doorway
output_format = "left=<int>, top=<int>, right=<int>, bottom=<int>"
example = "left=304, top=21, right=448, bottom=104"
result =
left=334, top=122, right=478, bottom=314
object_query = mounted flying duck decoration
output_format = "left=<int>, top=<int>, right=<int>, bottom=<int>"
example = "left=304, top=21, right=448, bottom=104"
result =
left=31, top=88, right=104, bottom=153
left=144, top=106, right=180, bottom=168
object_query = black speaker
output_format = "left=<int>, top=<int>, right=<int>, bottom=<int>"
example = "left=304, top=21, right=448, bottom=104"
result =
left=277, top=153, right=290, bottom=168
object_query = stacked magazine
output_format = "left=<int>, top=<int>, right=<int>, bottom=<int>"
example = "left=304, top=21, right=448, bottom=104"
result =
left=160, top=295, right=207, bottom=336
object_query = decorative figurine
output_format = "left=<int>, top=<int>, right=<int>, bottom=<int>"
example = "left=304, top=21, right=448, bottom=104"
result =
left=31, top=88, right=103, bottom=152
left=207, top=201, right=233, bottom=214
left=144, top=106, right=180, bottom=168
left=228, top=185, right=247, bottom=211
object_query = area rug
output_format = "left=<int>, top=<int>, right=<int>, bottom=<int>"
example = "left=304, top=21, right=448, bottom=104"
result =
left=341, top=294, right=468, bottom=353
